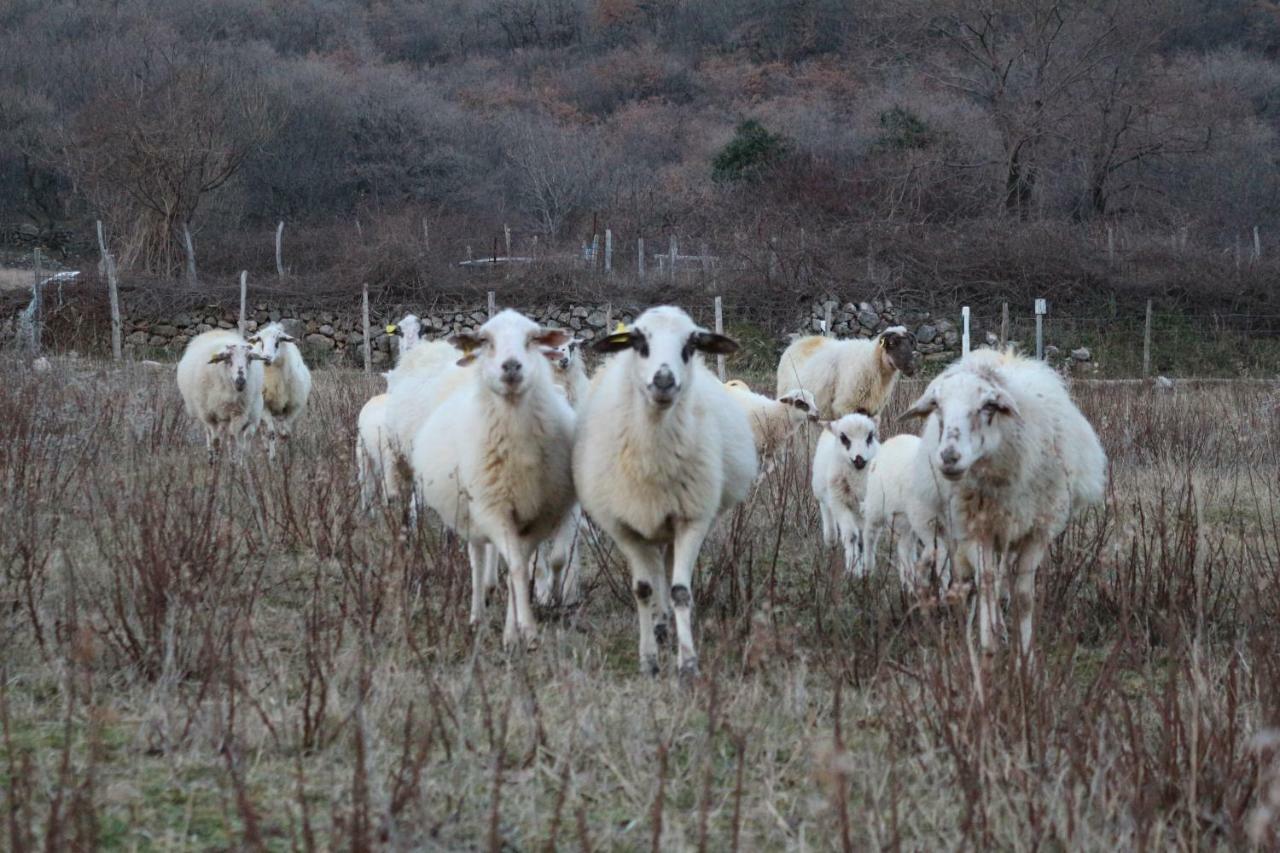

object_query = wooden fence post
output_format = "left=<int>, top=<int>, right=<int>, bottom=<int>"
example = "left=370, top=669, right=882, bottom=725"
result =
left=96, top=221, right=122, bottom=361
left=275, top=221, right=285, bottom=279
left=362, top=284, right=371, bottom=375
left=604, top=303, right=613, bottom=333
left=182, top=222, right=197, bottom=287
left=961, top=306, right=971, bottom=356
left=714, top=296, right=726, bottom=382
left=422, top=217, right=430, bottom=250
left=1034, top=298, right=1046, bottom=360
left=1107, top=226, right=1115, bottom=264
left=487, top=290, right=496, bottom=319
left=1000, top=302, right=1009, bottom=348
left=1143, top=298, right=1153, bottom=378
left=30, top=248, right=42, bottom=354
left=668, top=236, right=677, bottom=280
left=700, top=242, right=710, bottom=274
left=605, top=229, right=613, bottom=273
left=637, top=237, right=645, bottom=279
left=238, top=271, right=248, bottom=337
left=823, top=302, right=833, bottom=337
left=504, top=224, right=512, bottom=258
left=1254, top=226, right=1262, bottom=261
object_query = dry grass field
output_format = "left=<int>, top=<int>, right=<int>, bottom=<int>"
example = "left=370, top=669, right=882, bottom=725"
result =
left=3, top=355, right=1280, bottom=850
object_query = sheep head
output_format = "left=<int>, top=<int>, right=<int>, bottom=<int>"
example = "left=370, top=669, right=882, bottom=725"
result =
left=825, top=411, right=879, bottom=471
left=387, top=314, right=424, bottom=352
left=878, top=326, right=919, bottom=377
left=902, top=369, right=1020, bottom=481
left=540, top=337, right=584, bottom=373
left=592, top=305, right=737, bottom=410
left=208, top=342, right=266, bottom=392
left=248, top=323, right=297, bottom=363
left=449, top=309, right=568, bottom=399
left=779, top=388, right=820, bottom=422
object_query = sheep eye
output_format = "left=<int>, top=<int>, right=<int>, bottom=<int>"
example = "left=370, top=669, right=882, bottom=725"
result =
left=866, top=433, right=875, bottom=445
left=839, top=434, right=851, bottom=449
left=632, top=332, right=649, bottom=358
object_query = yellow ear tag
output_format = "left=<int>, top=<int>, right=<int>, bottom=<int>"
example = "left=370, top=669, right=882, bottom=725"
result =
left=613, top=321, right=628, bottom=334
left=385, top=324, right=398, bottom=335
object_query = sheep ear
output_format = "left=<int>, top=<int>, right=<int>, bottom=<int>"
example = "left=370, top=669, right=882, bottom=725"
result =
left=208, top=351, right=230, bottom=364
left=532, top=327, right=571, bottom=348
left=247, top=351, right=269, bottom=362
left=456, top=353, right=478, bottom=367
left=449, top=332, right=482, bottom=354
left=899, top=392, right=935, bottom=422
left=779, top=390, right=811, bottom=413
left=591, top=331, right=636, bottom=354
left=279, top=334, right=296, bottom=344
left=689, top=331, right=739, bottom=355
left=538, top=347, right=562, bottom=363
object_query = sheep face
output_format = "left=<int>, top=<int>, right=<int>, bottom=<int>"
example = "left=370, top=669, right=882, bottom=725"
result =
left=779, top=388, right=819, bottom=422
left=208, top=342, right=267, bottom=391
left=903, top=371, right=1020, bottom=481
left=592, top=306, right=737, bottom=410
left=450, top=309, right=568, bottom=399
left=879, top=326, right=919, bottom=377
left=248, top=323, right=296, bottom=363
left=827, top=412, right=879, bottom=470
left=387, top=314, right=424, bottom=350
left=540, top=337, right=583, bottom=373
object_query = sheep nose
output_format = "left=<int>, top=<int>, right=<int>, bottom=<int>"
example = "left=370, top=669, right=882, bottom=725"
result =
left=501, top=358, right=522, bottom=378
left=652, top=368, right=675, bottom=391
left=234, top=375, right=246, bottom=392
left=940, top=446, right=960, bottom=466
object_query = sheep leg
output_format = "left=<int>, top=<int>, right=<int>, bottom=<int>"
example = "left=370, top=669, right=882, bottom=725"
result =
left=467, top=540, right=490, bottom=626
left=836, top=507, right=863, bottom=577
left=497, top=538, right=538, bottom=651
left=1012, top=540, right=1047, bottom=659
left=482, top=544, right=500, bottom=605
left=861, top=518, right=880, bottom=579
left=654, top=545, right=674, bottom=649
left=670, top=518, right=714, bottom=680
left=615, top=536, right=664, bottom=676
left=895, top=529, right=920, bottom=591
left=204, top=424, right=219, bottom=464
left=819, top=501, right=837, bottom=548
left=265, top=413, right=278, bottom=461
left=973, top=541, right=999, bottom=653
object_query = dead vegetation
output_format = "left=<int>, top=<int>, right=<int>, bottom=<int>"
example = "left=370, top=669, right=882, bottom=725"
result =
left=1, top=356, right=1279, bottom=849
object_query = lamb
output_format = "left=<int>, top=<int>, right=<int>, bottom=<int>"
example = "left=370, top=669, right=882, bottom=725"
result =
left=899, top=347, right=1107, bottom=654
left=775, top=326, right=918, bottom=419
left=574, top=306, right=757, bottom=677
left=860, top=434, right=947, bottom=589
left=811, top=411, right=879, bottom=575
left=176, top=329, right=268, bottom=462
left=723, top=379, right=819, bottom=466
left=249, top=323, right=312, bottom=459
left=411, top=309, right=576, bottom=649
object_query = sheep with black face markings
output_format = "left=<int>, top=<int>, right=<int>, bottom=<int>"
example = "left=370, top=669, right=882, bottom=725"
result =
left=573, top=306, right=757, bottom=677
left=411, top=309, right=576, bottom=649
left=176, top=329, right=268, bottom=462
left=811, top=411, right=879, bottom=575
left=723, top=379, right=819, bottom=468
left=776, top=326, right=918, bottom=419
left=900, top=347, right=1107, bottom=654
left=250, top=322, right=311, bottom=459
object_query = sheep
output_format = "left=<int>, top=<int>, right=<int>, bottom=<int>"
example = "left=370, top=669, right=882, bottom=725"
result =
left=411, top=309, right=576, bottom=649
left=249, top=323, right=312, bottom=459
left=811, top=411, right=879, bottom=575
left=176, top=329, right=268, bottom=462
left=356, top=314, right=438, bottom=509
left=723, top=379, right=819, bottom=467
left=899, top=347, right=1107, bottom=654
left=775, top=326, right=918, bottom=419
left=860, top=434, right=948, bottom=590
left=533, top=337, right=589, bottom=608
left=574, top=306, right=757, bottom=677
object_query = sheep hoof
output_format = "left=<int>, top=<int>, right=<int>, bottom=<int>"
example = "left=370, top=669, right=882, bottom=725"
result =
left=653, top=621, right=669, bottom=647
left=521, top=626, right=539, bottom=651
left=678, top=657, right=700, bottom=684
left=640, top=655, right=659, bottom=677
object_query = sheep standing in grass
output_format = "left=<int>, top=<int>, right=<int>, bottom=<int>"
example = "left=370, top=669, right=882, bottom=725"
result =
left=861, top=434, right=947, bottom=589
left=811, top=411, right=879, bottom=575
left=900, top=348, right=1107, bottom=654
left=411, top=310, right=576, bottom=649
left=776, top=326, right=917, bottom=419
left=176, top=330, right=268, bottom=462
left=723, top=380, right=819, bottom=467
left=574, top=306, right=756, bottom=677
left=250, top=323, right=311, bottom=459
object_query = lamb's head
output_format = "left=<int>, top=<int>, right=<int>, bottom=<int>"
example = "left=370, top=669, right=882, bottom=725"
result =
left=826, top=411, right=878, bottom=470
left=901, top=368, right=1020, bottom=481
left=450, top=309, right=568, bottom=399
left=591, top=305, right=737, bottom=410
left=248, top=323, right=296, bottom=364
left=541, top=337, right=584, bottom=374
left=208, top=341, right=267, bottom=392
left=878, top=326, right=919, bottom=377
left=387, top=314, right=424, bottom=352
left=779, top=388, right=819, bottom=423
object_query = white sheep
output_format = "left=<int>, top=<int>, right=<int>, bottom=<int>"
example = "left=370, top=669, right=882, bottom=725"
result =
left=775, top=326, right=918, bottom=419
left=900, top=347, right=1107, bottom=654
left=574, top=306, right=757, bottom=677
left=811, top=411, right=879, bottom=575
left=533, top=337, right=589, bottom=608
left=176, top=329, right=268, bottom=462
left=723, top=379, right=819, bottom=467
left=861, top=434, right=947, bottom=590
left=411, top=310, right=576, bottom=649
left=249, top=323, right=312, bottom=459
